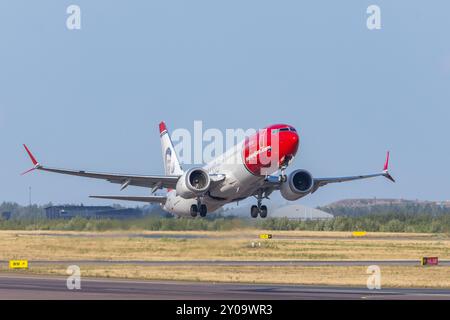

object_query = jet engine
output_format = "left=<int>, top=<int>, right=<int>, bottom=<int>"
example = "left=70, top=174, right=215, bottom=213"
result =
left=176, top=168, right=211, bottom=199
left=280, top=169, right=314, bottom=201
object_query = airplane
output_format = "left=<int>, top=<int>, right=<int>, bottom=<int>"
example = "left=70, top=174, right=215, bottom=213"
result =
left=22, top=122, right=395, bottom=218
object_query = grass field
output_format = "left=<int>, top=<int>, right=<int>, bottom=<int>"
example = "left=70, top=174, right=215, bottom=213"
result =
left=1, top=230, right=449, bottom=261
left=1, top=230, right=449, bottom=288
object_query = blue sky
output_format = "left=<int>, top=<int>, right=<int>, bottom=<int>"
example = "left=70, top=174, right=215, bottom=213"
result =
left=1, top=1, right=450, bottom=207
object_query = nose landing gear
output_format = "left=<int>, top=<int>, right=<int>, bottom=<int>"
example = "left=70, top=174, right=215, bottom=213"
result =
left=279, top=163, right=288, bottom=183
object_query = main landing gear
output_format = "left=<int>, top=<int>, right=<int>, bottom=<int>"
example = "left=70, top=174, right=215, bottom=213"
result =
left=250, top=191, right=268, bottom=219
left=251, top=204, right=267, bottom=219
left=190, top=198, right=207, bottom=218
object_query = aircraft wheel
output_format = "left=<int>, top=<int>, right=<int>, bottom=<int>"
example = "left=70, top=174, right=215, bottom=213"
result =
left=260, top=205, right=268, bottom=218
left=250, top=205, right=259, bottom=218
left=190, top=204, right=198, bottom=217
left=199, top=204, right=207, bottom=217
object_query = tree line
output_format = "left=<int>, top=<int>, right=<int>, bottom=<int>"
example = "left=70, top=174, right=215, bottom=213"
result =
left=1, top=201, right=450, bottom=233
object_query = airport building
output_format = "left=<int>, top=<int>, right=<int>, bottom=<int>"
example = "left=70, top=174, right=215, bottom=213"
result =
left=271, top=204, right=333, bottom=220
left=1, top=212, right=11, bottom=220
left=44, top=205, right=144, bottom=220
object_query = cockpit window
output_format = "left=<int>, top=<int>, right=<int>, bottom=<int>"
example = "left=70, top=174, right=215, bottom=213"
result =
left=273, top=127, right=297, bottom=133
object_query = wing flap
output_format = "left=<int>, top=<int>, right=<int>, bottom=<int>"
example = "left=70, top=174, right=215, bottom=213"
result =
left=39, top=167, right=180, bottom=189
left=89, top=195, right=167, bottom=203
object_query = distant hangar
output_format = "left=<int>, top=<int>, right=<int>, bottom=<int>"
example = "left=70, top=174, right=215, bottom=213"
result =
left=44, top=205, right=143, bottom=220
left=271, top=204, right=333, bottom=220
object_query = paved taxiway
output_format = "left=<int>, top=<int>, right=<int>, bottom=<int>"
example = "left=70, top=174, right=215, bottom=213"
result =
left=1, top=274, right=449, bottom=300
left=2, top=259, right=449, bottom=267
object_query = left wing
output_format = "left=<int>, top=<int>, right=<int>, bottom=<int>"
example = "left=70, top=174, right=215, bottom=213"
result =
left=21, top=145, right=180, bottom=190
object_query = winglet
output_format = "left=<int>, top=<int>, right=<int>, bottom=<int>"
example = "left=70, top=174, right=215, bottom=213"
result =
left=21, top=144, right=40, bottom=175
left=23, top=144, right=38, bottom=166
left=383, top=151, right=390, bottom=171
left=159, top=121, right=167, bottom=135
left=382, top=151, right=395, bottom=183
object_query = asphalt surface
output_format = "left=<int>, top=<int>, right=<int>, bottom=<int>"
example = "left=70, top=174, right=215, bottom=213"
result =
left=1, top=273, right=450, bottom=300
left=15, top=232, right=443, bottom=241
left=1, top=259, right=449, bottom=266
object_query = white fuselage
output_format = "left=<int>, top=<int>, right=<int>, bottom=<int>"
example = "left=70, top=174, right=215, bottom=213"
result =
left=162, top=140, right=271, bottom=217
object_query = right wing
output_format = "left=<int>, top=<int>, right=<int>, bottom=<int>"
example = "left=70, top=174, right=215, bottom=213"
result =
left=311, top=151, right=395, bottom=193
left=89, top=195, right=167, bottom=203
left=22, top=145, right=180, bottom=190
left=260, top=151, right=395, bottom=195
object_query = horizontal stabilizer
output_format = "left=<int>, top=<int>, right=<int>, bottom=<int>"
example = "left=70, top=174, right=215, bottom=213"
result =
left=89, top=195, right=167, bottom=204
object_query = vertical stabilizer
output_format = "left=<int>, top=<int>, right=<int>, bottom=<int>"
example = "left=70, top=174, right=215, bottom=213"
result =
left=159, top=122, right=184, bottom=175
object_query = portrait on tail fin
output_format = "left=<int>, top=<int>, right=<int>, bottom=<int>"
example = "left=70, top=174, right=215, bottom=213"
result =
left=159, top=121, right=184, bottom=176
left=165, top=147, right=175, bottom=175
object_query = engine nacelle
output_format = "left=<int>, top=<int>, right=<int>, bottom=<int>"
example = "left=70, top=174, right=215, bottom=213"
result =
left=176, top=168, right=211, bottom=199
left=280, top=169, right=314, bottom=201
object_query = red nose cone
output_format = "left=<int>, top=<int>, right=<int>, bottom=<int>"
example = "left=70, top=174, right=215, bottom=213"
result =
left=281, top=131, right=299, bottom=159
left=242, top=124, right=300, bottom=176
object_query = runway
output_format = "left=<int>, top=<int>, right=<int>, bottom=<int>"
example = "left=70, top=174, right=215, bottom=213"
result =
left=14, top=232, right=441, bottom=241
left=2, top=259, right=449, bottom=267
left=1, top=273, right=450, bottom=300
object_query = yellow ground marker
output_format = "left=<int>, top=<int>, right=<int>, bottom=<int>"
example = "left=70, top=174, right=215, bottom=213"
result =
left=351, top=231, right=367, bottom=237
left=9, top=260, right=28, bottom=269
